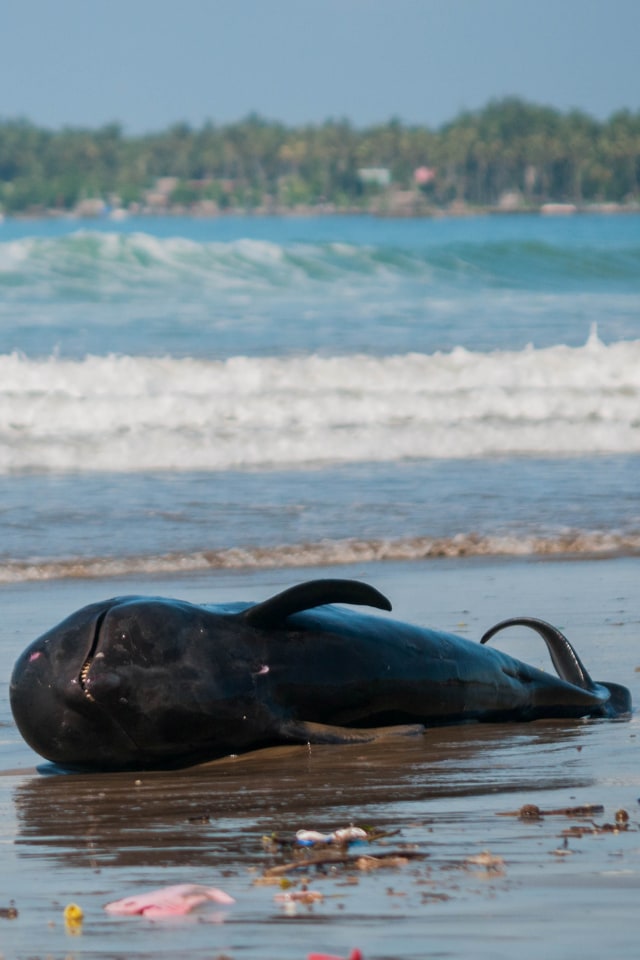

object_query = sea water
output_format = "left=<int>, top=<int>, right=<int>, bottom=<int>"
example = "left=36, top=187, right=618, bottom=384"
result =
left=0, top=212, right=639, bottom=582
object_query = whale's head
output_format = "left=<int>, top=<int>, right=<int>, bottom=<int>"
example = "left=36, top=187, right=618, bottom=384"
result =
left=10, top=596, right=263, bottom=771
left=10, top=580, right=394, bottom=771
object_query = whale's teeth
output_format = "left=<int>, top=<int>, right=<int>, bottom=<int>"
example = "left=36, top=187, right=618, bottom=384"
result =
left=79, top=660, right=96, bottom=701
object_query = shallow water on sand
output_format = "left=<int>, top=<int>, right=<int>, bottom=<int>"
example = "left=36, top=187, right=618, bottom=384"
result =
left=0, top=556, right=639, bottom=959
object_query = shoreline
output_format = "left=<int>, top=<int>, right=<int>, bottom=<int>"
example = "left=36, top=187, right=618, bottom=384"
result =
left=2, top=550, right=638, bottom=650
left=3, top=200, right=640, bottom=224
left=1, top=536, right=640, bottom=585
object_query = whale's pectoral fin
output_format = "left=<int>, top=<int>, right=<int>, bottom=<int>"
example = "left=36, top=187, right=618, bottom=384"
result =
left=480, top=618, right=632, bottom=718
left=240, top=578, right=392, bottom=629
left=480, top=617, right=595, bottom=689
left=278, top=719, right=425, bottom=745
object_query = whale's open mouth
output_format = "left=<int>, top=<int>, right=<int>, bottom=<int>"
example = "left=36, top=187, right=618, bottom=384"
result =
left=78, top=609, right=108, bottom=702
left=10, top=596, right=154, bottom=769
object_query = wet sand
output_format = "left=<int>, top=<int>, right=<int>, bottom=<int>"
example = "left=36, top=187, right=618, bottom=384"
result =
left=1, top=555, right=639, bottom=959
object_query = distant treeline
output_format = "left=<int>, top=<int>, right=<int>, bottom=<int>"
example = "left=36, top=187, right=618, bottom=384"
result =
left=1, top=98, right=639, bottom=214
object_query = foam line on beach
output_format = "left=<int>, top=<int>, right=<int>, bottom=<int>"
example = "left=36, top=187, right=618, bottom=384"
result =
left=2, top=529, right=639, bottom=583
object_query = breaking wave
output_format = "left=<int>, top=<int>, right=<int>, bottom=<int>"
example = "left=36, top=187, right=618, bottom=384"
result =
left=0, top=329, right=639, bottom=474
left=1, top=231, right=639, bottom=297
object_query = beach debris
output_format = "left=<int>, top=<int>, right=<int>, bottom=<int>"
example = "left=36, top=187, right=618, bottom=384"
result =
left=551, top=837, right=575, bottom=857
left=64, top=903, right=84, bottom=934
left=260, top=821, right=421, bottom=879
left=104, top=884, right=235, bottom=918
left=0, top=901, right=18, bottom=920
left=187, top=811, right=211, bottom=824
left=296, top=827, right=368, bottom=847
left=497, top=802, right=636, bottom=838
left=561, top=807, right=633, bottom=837
left=264, top=824, right=397, bottom=854
left=263, top=847, right=423, bottom=878
left=516, top=804, right=544, bottom=820
left=464, top=850, right=505, bottom=873
left=275, top=884, right=324, bottom=917
left=497, top=802, right=604, bottom=819
left=355, top=854, right=410, bottom=872
left=274, top=888, right=324, bottom=905
left=295, top=830, right=336, bottom=846
left=308, top=951, right=363, bottom=960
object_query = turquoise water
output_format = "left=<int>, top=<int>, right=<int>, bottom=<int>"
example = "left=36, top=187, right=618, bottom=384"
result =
left=0, top=213, right=639, bottom=579
left=1, top=214, right=639, bottom=358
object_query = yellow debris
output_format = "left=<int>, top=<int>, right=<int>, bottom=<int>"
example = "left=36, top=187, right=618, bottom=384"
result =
left=64, top=902, right=84, bottom=934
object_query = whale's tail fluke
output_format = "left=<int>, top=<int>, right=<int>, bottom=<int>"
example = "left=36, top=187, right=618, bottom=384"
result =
left=595, top=681, right=633, bottom=717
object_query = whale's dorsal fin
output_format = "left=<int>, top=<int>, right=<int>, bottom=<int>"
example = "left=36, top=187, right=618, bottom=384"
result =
left=240, top=578, right=392, bottom=629
left=480, top=617, right=595, bottom=690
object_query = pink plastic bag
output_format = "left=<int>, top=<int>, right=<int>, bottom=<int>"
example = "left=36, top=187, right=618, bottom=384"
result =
left=104, top=883, right=235, bottom=918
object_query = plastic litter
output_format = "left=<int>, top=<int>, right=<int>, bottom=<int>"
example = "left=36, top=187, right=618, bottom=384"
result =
left=296, top=826, right=368, bottom=847
left=104, top=883, right=235, bottom=918
left=308, top=950, right=363, bottom=960
left=64, top=903, right=84, bottom=934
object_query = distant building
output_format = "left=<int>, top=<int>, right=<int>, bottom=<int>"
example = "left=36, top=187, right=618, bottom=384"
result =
left=413, top=166, right=436, bottom=186
left=357, top=167, right=391, bottom=187
left=155, top=177, right=179, bottom=195
left=143, top=177, right=180, bottom=210
left=497, top=190, right=524, bottom=211
left=541, top=203, right=577, bottom=216
left=73, top=198, right=107, bottom=218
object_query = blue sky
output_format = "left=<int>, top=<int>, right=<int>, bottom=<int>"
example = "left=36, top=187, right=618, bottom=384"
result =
left=3, top=0, right=639, bottom=132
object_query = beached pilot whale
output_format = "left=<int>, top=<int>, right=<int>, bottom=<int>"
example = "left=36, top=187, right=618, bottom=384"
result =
left=10, top=579, right=631, bottom=771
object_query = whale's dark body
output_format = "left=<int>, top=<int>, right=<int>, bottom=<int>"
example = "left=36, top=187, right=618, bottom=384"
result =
left=10, top=579, right=631, bottom=771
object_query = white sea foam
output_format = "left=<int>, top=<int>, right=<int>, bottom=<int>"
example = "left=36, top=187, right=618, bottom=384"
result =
left=1, top=529, right=638, bottom=583
left=1, top=331, right=639, bottom=475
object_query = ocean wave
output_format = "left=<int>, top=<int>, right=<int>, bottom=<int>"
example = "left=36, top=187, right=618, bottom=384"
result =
left=1, top=231, right=639, bottom=295
left=2, top=529, right=639, bottom=583
left=0, top=331, right=639, bottom=474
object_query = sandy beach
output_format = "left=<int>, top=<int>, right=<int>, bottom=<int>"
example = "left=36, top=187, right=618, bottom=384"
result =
left=1, top=179, right=638, bottom=960
left=1, top=554, right=638, bottom=959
